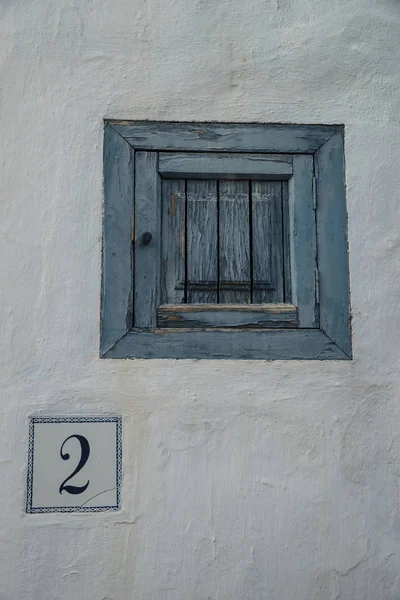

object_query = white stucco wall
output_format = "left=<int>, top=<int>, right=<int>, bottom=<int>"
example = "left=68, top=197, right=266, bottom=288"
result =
left=1, top=0, right=400, bottom=598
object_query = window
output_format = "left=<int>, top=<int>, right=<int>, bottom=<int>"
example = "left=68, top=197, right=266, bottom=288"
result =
left=101, top=121, right=351, bottom=360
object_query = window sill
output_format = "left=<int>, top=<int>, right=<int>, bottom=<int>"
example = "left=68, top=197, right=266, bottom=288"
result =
left=101, top=328, right=351, bottom=360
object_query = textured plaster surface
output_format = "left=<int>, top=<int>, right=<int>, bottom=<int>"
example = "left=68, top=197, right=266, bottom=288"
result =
left=1, top=0, right=400, bottom=598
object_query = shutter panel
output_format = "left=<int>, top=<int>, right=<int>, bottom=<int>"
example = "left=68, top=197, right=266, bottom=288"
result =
left=187, top=180, right=218, bottom=303
left=251, top=181, right=284, bottom=303
left=219, top=180, right=251, bottom=303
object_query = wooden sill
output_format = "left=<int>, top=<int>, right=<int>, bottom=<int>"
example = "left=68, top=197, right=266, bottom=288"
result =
left=157, top=303, right=297, bottom=329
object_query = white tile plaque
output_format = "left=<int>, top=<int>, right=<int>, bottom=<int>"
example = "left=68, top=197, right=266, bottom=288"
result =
left=26, top=416, right=122, bottom=513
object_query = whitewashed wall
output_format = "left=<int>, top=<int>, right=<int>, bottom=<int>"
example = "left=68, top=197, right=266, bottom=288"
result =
left=1, top=0, right=400, bottom=598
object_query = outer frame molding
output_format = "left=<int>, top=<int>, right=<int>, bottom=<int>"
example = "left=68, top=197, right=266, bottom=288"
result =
left=101, top=121, right=352, bottom=360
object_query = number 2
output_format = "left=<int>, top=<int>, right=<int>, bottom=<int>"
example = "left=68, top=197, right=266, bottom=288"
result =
left=59, top=434, right=90, bottom=495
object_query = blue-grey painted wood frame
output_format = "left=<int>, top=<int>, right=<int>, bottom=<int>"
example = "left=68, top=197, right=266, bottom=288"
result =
left=101, top=121, right=352, bottom=360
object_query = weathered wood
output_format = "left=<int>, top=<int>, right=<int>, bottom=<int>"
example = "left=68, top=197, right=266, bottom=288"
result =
left=101, top=124, right=134, bottom=354
left=252, top=181, right=284, bottom=303
left=187, top=180, right=218, bottom=302
left=159, top=303, right=296, bottom=312
left=219, top=180, right=251, bottom=303
left=109, top=121, right=339, bottom=154
left=289, top=155, right=317, bottom=327
left=161, top=179, right=186, bottom=304
left=282, top=181, right=292, bottom=302
left=134, top=152, right=160, bottom=328
left=158, top=303, right=297, bottom=328
left=315, top=130, right=352, bottom=357
left=159, top=152, right=293, bottom=179
left=102, top=121, right=350, bottom=360
left=104, top=328, right=350, bottom=360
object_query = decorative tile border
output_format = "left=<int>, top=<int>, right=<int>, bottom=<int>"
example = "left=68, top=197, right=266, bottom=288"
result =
left=26, top=416, right=122, bottom=514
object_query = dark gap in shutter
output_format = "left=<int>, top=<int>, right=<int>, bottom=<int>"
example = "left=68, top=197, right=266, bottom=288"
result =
left=217, top=180, right=220, bottom=303
left=184, top=179, right=188, bottom=303
left=248, top=180, right=254, bottom=303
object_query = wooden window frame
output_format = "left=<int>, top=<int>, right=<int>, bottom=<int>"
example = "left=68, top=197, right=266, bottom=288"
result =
left=101, top=121, right=352, bottom=360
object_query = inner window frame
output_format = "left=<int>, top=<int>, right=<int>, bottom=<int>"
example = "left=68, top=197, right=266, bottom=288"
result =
left=134, top=150, right=316, bottom=330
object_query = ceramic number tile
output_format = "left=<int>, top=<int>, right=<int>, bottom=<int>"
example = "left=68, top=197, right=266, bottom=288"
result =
left=26, top=416, right=122, bottom=513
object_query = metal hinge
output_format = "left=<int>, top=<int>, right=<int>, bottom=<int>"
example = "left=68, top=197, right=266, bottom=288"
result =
left=315, top=268, right=320, bottom=305
left=312, top=176, right=317, bottom=210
